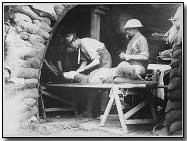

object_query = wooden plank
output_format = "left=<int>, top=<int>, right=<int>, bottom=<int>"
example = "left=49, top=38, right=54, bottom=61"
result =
left=123, top=100, right=148, bottom=119
left=42, top=83, right=147, bottom=89
left=45, top=107, right=75, bottom=112
left=99, top=88, right=115, bottom=126
left=113, top=86, right=128, bottom=133
left=125, top=119, right=154, bottom=124
left=40, top=94, right=47, bottom=120
left=90, top=10, right=100, bottom=40
left=41, top=90, right=74, bottom=106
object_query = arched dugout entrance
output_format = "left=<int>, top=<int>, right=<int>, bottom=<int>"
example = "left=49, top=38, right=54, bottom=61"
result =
left=39, top=4, right=179, bottom=118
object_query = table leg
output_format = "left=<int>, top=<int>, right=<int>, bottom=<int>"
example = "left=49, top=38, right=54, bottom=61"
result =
left=99, top=88, right=115, bottom=126
left=114, top=87, right=128, bottom=133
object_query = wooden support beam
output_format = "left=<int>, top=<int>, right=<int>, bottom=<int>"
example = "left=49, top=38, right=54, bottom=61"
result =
left=45, top=107, right=75, bottom=112
left=125, top=119, right=154, bottom=124
left=114, top=87, right=128, bottom=133
left=41, top=90, right=74, bottom=106
left=90, top=10, right=100, bottom=40
left=123, top=100, right=148, bottom=119
left=100, top=88, right=115, bottom=126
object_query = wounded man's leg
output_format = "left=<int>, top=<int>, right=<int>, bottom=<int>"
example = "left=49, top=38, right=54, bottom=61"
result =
left=116, top=62, right=146, bottom=80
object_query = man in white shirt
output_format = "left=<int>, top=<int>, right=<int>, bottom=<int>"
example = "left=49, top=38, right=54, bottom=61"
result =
left=65, top=33, right=112, bottom=117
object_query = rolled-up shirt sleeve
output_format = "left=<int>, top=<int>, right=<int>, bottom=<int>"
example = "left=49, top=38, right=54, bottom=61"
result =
left=81, top=39, right=102, bottom=61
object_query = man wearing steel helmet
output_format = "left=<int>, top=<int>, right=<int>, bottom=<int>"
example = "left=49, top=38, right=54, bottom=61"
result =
left=119, top=19, right=149, bottom=79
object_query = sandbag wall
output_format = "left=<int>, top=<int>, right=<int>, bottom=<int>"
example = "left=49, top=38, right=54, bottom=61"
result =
left=165, top=41, right=182, bottom=135
left=4, top=5, right=53, bottom=131
left=164, top=6, right=183, bottom=135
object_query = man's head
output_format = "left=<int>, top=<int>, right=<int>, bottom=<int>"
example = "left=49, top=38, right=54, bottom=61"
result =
left=123, top=19, right=143, bottom=37
left=65, top=33, right=79, bottom=48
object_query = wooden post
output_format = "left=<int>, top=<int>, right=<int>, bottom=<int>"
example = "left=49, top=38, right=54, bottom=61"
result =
left=90, top=6, right=108, bottom=40
left=99, top=88, right=115, bottom=126
left=90, top=10, right=101, bottom=40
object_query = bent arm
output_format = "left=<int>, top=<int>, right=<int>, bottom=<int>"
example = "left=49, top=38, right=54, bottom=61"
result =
left=84, top=58, right=100, bottom=71
left=129, top=53, right=149, bottom=60
left=76, top=60, right=87, bottom=72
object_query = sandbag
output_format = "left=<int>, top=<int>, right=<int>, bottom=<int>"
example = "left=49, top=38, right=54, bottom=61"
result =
left=54, top=4, right=73, bottom=18
left=26, top=57, right=41, bottom=69
left=19, top=32, right=30, bottom=40
left=7, top=25, right=20, bottom=36
left=24, top=98, right=37, bottom=107
left=33, top=20, right=52, bottom=32
left=167, top=89, right=182, bottom=100
left=177, top=62, right=182, bottom=77
left=168, top=77, right=182, bottom=91
left=14, top=67, right=39, bottom=79
left=170, top=58, right=180, bottom=68
left=17, top=88, right=39, bottom=99
left=4, top=23, right=10, bottom=36
left=23, top=48, right=44, bottom=60
left=165, top=109, right=182, bottom=127
left=24, top=41, right=33, bottom=47
left=169, top=120, right=182, bottom=134
left=6, top=46, right=43, bottom=62
left=5, top=48, right=31, bottom=67
left=17, top=21, right=50, bottom=39
left=31, top=4, right=57, bottom=20
left=13, top=12, right=32, bottom=24
left=54, top=4, right=66, bottom=17
left=172, top=48, right=182, bottom=59
left=28, top=34, right=46, bottom=45
left=165, top=100, right=182, bottom=113
left=32, top=43, right=46, bottom=49
left=40, top=17, right=51, bottom=26
left=24, top=79, right=38, bottom=89
left=5, top=34, right=32, bottom=48
left=16, top=59, right=30, bottom=68
left=17, top=57, right=41, bottom=69
left=170, top=68, right=178, bottom=79
left=172, top=44, right=182, bottom=54
left=12, top=5, right=42, bottom=21
left=18, top=106, right=38, bottom=122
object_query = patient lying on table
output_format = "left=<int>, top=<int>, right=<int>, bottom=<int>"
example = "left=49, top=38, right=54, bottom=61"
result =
left=63, top=61, right=146, bottom=83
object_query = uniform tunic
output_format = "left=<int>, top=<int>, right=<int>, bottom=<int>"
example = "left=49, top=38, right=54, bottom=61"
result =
left=126, top=32, right=149, bottom=69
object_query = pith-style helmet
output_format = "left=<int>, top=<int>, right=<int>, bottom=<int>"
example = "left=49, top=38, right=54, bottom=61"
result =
left=123, top=19, right=143, bottom=29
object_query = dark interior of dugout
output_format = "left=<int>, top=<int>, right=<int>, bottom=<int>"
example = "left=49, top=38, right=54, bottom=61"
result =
left=39, top=4, right=180, bottom=117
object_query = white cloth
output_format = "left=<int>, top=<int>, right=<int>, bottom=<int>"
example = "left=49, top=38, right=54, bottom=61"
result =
left=147, top=64, right=171, bottom=100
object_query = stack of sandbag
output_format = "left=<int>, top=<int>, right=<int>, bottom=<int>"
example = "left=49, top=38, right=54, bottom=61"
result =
left=4, top=5, right=54, bottom=132
left=164, top=5, right=183, bottom=136
left=54, top=4, right=75, bottom=19
left=164, top=42, right=182, bottom=136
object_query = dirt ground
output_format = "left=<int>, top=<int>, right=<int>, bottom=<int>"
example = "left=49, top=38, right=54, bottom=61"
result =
left=4, top=115, right=155, bottom=137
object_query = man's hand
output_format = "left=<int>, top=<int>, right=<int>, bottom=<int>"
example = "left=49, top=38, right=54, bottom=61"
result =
left=119, top=52, right=131, bottom=61
left=63, top=71, right=79, bottom=80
